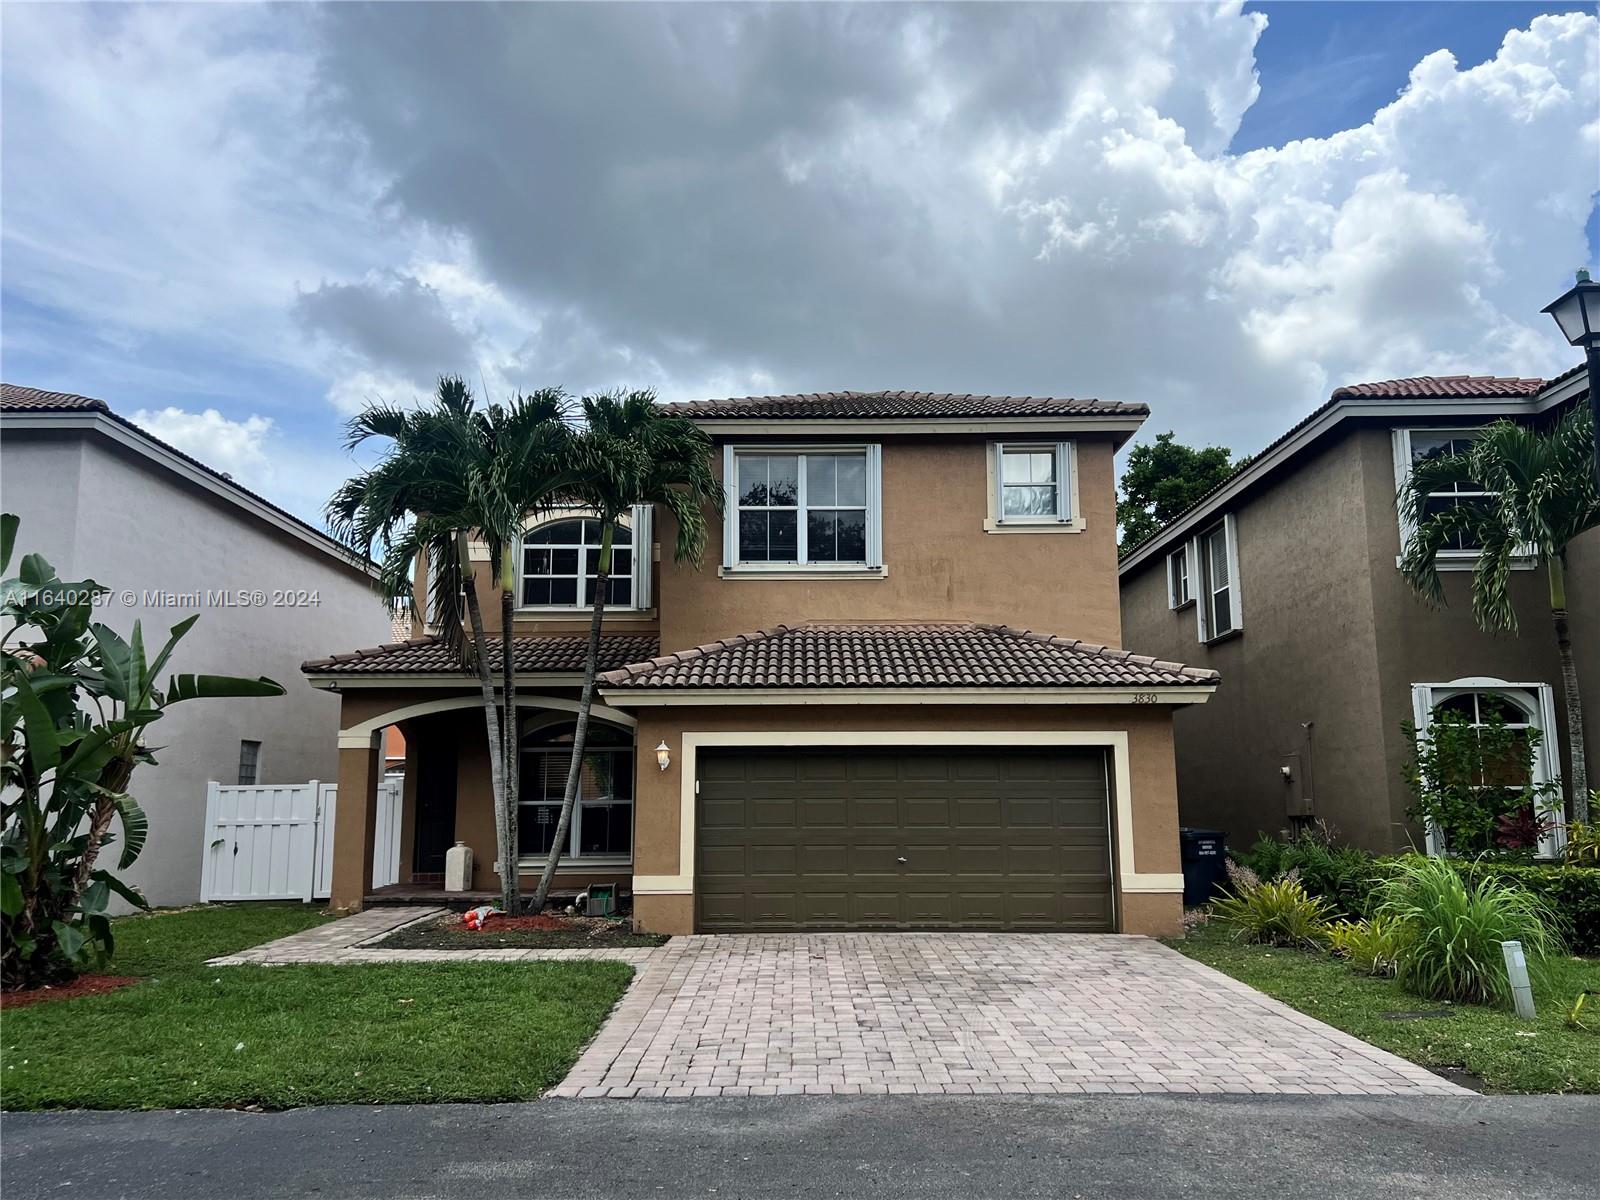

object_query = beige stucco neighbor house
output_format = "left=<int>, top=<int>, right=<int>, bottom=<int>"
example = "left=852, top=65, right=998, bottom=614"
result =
left=1119, top=368, right=1598, bottom=858
left=306, top=391, right=1218, bottom=937
left=0, top=384, right=392, bottom=907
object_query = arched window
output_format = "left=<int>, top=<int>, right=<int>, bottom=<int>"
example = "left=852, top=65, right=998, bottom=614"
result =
left=1430, top=689, right=1536, bottom=788
left=518, top=720, right=634, bottom=860
left=520, top=519, right=633, bottom=609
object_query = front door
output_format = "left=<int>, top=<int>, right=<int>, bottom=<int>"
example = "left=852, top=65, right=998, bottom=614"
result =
left=412, top=740, right=458, bottom=876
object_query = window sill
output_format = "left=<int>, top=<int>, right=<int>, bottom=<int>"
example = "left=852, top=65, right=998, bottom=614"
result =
left=1202, top=627, right=1242, bottom=646
left=718, top=565, right=888, bottom=580
left=494, top=857, right=634, bottom=874
left=1169, top=599, right=1195, bottom=613
left=983, top=517, right=1085, bottom=534
left=1393, top=553, right=1536, bottom=573
left=514, top=607, right=657, bottom=620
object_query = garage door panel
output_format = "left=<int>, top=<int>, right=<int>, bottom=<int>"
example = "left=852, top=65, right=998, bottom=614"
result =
left=696, top=747, right=1112, bottom=932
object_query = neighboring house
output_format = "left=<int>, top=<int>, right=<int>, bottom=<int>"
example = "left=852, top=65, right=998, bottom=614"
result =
left=307, top=391, right=1218, bottom=936
left=0, top=384, right=391, bottom=906
left=1119, top=369, right=1599, bottom=858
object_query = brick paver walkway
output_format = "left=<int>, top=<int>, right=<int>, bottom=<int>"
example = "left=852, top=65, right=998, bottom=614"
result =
left=550, top=933, right=1466, bottom=1098
left=207, top=906, right=657, bottom=967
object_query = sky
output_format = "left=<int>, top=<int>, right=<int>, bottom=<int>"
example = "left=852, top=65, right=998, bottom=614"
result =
left=2, top=1, right=1596, bottom=526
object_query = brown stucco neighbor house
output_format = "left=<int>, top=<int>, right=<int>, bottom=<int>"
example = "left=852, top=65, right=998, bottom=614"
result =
left=1119, top=368, right=1598, bottom=859
left=306, top=390, right=1218, bottom=937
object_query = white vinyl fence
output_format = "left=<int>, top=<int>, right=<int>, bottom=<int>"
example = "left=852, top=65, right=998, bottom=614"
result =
left=202, top=776, right=403, bottom=903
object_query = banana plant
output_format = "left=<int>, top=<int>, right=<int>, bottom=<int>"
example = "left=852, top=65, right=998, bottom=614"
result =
left=1, top=514, right=286, bottom=990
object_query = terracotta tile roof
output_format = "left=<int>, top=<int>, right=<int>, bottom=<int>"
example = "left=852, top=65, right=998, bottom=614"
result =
left=661, top=391, right=1146, bottom=420
left=598, top=622, right=1216, bottom=691
left=1330, top=375, right=1547, bottom=399
left=1, top=383, right=112, bottom=412
left=302, top=633, right=661, bottom=676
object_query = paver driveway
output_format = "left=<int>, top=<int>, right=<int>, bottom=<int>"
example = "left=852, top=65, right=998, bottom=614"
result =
left=551, top=934, right=1465, bottom=1098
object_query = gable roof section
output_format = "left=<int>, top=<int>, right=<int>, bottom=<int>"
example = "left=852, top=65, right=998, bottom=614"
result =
left=598, top=621, right=1216, bottom=694
left=1117, top=370, right=1583, bottom=575
left=2, top=382, right=372, bottom=576
left=662, top=391, right=1146, bottom=420
left=302, top=633, right=661, bottom=677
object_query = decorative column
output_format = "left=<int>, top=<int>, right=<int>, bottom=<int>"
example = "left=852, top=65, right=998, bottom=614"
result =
left=329, top=728, right=382, bottom=910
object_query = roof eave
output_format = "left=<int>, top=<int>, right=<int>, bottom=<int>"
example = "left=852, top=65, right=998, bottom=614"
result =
left=599, top=684, right=1217, bottom=706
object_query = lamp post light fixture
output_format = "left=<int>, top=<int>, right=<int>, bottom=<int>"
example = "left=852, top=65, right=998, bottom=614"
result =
left=1541, top=268, right=1600, bottom=486
left=655, top=740, right=671, bottom=772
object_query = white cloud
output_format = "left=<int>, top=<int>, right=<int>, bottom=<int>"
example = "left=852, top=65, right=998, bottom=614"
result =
left=129, top=407, right=275, bottom=483
left=3, top=1, right=1596, bottom=488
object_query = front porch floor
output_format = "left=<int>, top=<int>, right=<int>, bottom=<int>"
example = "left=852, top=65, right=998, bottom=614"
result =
left=207, top=906, right=659, bottom=967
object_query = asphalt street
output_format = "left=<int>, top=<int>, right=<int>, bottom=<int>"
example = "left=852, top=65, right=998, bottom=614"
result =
left=4, top=1094, right=1596, bottom=1199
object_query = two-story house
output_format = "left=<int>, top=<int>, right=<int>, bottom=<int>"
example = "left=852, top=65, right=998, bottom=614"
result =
left=1119, top=369, right=1598, bottom=858
left=307, top=391, right=1217, bottom=936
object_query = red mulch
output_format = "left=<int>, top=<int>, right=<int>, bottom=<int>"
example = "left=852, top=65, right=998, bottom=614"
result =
left=471, top=914, right=570, bottom=933
left=1, top=975, right=142, bottom=1009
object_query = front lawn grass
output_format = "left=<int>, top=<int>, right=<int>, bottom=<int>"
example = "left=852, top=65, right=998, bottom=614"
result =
left=2, top=904, right=632, bottom=1110
left=1171, top=921, right=1600, bottom=1094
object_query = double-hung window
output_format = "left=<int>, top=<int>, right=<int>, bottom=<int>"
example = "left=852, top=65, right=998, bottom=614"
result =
left=1394, top=427, right=1497, bottom=558
left=1196, top=516, right=1241, bottom=641
left=725, top=446, right=882, bottom=569
left=992, top=442, right=1074, bottom=525
left=1167, top=543, right=1192, bottom=609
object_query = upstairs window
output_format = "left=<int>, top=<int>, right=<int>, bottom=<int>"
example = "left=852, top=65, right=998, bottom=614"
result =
left=521, top=518, right=633, bottom=608
left=992, top=443, right=1073, bottom=524
left=1196, top=517, right=1241, bottom=641
left=1394, top=427, right=1494, bottom=555
left=725, top=446, right=882, bottom=570
left=1167, top=544, right=1192, bottom=609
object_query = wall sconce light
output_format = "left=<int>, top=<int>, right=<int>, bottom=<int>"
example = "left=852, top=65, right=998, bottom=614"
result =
left=655, top=740, right=671, bottom=772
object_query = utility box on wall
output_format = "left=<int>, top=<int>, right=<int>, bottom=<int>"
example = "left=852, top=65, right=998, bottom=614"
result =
left=1280, top=753, right=1312, bottom=819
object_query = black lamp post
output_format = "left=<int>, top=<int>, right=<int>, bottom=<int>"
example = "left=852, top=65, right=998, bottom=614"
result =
left=1541, top=268, right=1600, bottom=487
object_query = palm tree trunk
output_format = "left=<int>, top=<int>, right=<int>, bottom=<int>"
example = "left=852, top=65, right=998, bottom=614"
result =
left=457, top=532, right=510, bottom=908
left=1550, top=554, right=1590, bottom=824
left=533, top=519, right=612, bottom=911
left=499, top=547, right=521, bottom=912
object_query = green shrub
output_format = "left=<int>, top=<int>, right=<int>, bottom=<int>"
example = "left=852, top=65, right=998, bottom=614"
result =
left=1227, top=828, right=1382, bottom=918
left=1450, top=859, right=1600, bottom=956
left=1564, top=816, right=1600, bottom=868
left=1327, top=914, right=1414, bottom=977
left=1378, top=855, right=1563, bottom=1007
left=1211, top=875, right=1332, bottom=949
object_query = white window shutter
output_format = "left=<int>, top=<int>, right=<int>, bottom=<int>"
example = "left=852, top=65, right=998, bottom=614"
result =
left=1224, top=513, right=1243, bottom=630
left=866, top=444, right=884, bottom=568
left=721, top=443, right=737, bottom=567
left=630, top=503, right=653, bottom=609
left=1055, top=441, right=1072, bottom=522
left=993, top=442, right=1006, bottom=524
left=1193, top=538, right=1208, bottom=642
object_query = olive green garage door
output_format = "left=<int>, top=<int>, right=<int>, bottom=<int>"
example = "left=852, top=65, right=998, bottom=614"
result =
left=695, top=747, right=1114, bottom=932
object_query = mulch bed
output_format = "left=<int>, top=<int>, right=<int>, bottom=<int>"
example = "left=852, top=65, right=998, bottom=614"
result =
left=375, top=912, right=668, bottom=950
left=1, top=975, right=142, bottom=1009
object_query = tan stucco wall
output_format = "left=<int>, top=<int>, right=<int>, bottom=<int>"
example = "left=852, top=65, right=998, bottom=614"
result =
left=657, top=436, right=1125, bottom=653
left=1120, top=418, right=1597, bottom=855
left=626, top=703, right=1185, bottom=936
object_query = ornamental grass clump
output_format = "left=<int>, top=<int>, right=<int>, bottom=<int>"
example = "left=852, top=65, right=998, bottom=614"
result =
left=1210, top=863, right=1332, bottom=949
left=1378, top=855, right=1563, bottom=1007
left=1327, top=914, right=1414, bottom=977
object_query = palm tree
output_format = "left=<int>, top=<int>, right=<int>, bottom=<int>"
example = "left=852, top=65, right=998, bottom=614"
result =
left=327, top=377, right=570, bottom=910
left=1398, top=402, right=1599, bottom=823
left=530, top=390, right=720, bottom=911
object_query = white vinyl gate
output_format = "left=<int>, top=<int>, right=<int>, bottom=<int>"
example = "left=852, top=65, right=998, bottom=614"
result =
left=202, top=777, right=403, bottom=903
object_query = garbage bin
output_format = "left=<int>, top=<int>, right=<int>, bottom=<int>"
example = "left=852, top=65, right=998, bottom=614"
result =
left=1179, top=828, right=1227, bottom=907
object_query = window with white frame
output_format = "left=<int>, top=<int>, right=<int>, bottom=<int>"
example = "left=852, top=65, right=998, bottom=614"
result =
left=237, top=739, right=262, bottom=786
left=1196, top=517, right=1241, bottom=640
left=993, top=442, right=1073, bottom=523
left=518, top=721, right=633, bottom=860
left=519, top=511, right=651, bottom=609
left=726, top=447, right=881, bottom=568
left=1167, top=543, right=1192, bottom=609
left=1394, top=427, right=1494, bottom=554
left=1410, top=681, right=1561, bottom=857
